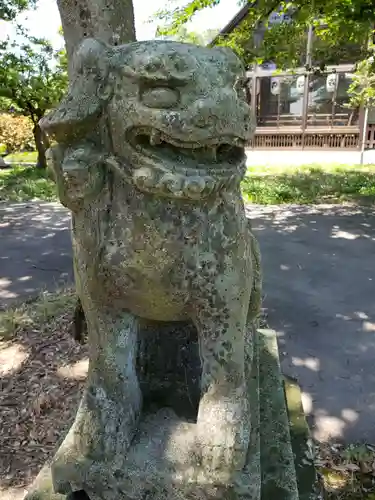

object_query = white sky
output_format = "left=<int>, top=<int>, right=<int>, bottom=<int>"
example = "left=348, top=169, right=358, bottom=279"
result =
left=0, top=0, right=240, bottom=47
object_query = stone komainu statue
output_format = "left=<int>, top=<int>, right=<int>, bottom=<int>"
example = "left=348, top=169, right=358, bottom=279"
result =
left=41, top=38, right=262, bottom=498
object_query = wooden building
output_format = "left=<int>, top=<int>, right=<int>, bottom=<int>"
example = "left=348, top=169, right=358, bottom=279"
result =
left=210, top=4, right=374, bottom=151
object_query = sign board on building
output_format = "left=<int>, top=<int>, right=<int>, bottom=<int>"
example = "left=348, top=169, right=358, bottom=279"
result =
left=326, top=73, right=338, bottom=93
left=268, top=8, right=293, bottom=25
left=270, top=77, right=281, bottom=95
left=296, top=75, right=305, bottom=95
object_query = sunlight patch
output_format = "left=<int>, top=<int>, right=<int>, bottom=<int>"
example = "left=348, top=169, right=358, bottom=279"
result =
left=331, top=228, right=359, bottom=240
left=0, top=278, right=17, bottom=299
left=301, top=391, right=313, bottom=414
left=18, top=276, right=31, bottom=282
left=57, top=358, right=89, bottom=380
left=0, top=486, right=28, bottom=500
left=341, top=408, right=359, bottom=423
left=292, top=356, right=320, bottom=372
left=354, top=311, right=369, bottom=320
left=313, top=412, right=346, bottom=441
left=0, top=343, right=29, bottom=375
left=363, top=321, right=375, bottom=332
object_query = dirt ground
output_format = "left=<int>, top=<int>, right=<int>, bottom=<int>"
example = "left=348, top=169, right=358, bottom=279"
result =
left=0, top=290, right=87, bottom=499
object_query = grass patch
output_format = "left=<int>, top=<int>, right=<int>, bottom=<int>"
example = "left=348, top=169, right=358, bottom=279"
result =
left=242, top=163, right=375, bottom=205
left=0, top=165, right=56, bottom=201
left=4, top=151, right=37, bottom=163
left=0, top=288, right=76, bottom=341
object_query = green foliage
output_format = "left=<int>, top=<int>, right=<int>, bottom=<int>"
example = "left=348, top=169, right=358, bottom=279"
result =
left=0, top=33, right=68, bottom=124
left=156, top=0, right=373, bottom=69
left=348, top=44, right=375, bottom=107
left=0, top=0, right=36, bottom=21
left=156, top=0, right=375, bottom=33
left=0, top=29, right=68, bottom=167
left=241, top=164, right=375, bottom=204
left=155, top=0, right=222, bottom=38
left=156, top=24, right=217, bottom=45
left=157, top=25, right=206, bottom=44
left=0, top=113, right=34, bottom=154
left=0, top=165, right=57, bottom=201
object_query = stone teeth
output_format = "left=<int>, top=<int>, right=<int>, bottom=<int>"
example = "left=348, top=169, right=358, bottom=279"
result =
left=203, top=177, right=215, bottom=194
left=184, top=177, right=206, bottom=198
left=191, top=146, right=217, bottom=162
left=160, top=174, right=183, bottom=194
left=150, top=130, right=161, bottom=146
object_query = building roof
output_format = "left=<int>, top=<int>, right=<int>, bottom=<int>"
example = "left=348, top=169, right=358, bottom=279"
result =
left=208, top=2, right=256, bottom=46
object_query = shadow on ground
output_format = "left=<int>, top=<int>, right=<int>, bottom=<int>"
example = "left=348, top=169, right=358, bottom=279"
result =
left=2, top=200, right=375, bottom=455
left=247, top=203, right=375, bottom=444
left=0, top=201, right=73, bottom=309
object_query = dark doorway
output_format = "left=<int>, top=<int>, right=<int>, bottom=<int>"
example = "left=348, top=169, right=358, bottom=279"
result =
left=137, top=319, right=201, bottom=422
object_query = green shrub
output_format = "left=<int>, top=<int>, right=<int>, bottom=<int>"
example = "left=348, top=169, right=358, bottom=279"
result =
left=0, top=166, right=57, bottom=201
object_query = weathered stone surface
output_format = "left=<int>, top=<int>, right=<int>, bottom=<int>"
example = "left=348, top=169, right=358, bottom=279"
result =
left=23, top=38, right=314, bottom=500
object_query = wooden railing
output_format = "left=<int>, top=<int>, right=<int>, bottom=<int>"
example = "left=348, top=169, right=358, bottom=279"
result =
left=248, top=127, right=361, bottom=150
left=257, top=112, right=358, bottom=128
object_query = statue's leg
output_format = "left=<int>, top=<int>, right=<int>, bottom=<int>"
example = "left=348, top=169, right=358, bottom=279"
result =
left=51, top=306, right=142, bottom=493
left=193, top=286, right=252, bottom=473
left=86, top=308, right=142, bottom=454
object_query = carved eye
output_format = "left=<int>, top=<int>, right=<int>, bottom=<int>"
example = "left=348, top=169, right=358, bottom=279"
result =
left=141, top=87, right=179, bottom=109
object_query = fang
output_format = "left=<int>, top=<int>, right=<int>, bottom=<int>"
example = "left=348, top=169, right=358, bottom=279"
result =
left=150, top=131, right=161, bottom=146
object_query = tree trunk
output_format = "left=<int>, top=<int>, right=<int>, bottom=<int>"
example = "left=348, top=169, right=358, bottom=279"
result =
left=57, top=0, right=136, bottom=75
left=33, top=123, right=49, bottom=169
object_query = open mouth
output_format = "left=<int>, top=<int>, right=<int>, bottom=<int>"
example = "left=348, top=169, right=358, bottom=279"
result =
left=127, top=127, right=245, bottom=173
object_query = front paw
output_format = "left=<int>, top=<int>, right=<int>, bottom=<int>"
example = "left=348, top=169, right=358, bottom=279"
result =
left=197, top=385, right=250, bottom=473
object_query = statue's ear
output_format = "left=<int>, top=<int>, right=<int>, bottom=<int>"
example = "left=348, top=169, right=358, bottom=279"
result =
left=40, top=38, right=113, bottom=143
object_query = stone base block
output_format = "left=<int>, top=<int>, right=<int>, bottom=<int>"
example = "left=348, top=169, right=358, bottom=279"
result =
left=24, top=330, right=320, bottom=500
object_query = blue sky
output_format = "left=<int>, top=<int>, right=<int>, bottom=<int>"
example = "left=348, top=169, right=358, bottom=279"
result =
left=0, top=0, right=240, bottom=46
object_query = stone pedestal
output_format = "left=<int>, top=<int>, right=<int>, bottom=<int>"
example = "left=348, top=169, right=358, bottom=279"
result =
left=24, top=329, right=320, bottom=500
